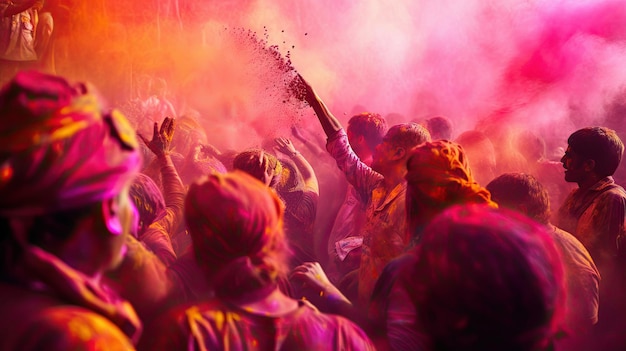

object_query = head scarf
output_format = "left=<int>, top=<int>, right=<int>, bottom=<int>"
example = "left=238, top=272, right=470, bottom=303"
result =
left=184, top=170, right=288, bottom=297
left=0, top=71, right=141, bottom=216
left=406, top=140, right=496, bottom=207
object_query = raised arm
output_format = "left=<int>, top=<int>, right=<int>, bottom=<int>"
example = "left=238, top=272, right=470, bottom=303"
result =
left=274, top=136, right=319, bottom=194
left=298, top=75, right=343, bottom=137
left=138, top=117, right=185, bottom=265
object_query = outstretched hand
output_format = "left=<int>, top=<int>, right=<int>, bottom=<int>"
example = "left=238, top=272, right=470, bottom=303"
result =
left=290, top=261, right=351, bottom=310
left=274, top=137, right=299, bottom=157
left=138, top=117, right=175, bottom=158
left=291, top=74, right=317, bottom=106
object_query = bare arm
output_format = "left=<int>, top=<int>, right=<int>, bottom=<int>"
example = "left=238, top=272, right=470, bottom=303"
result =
left=274, top=137, right=319, bottom=193
left=138, top=117, right=185, bottom=264
left=298, top=75, right=343, bottom=137
left=291, top=125, right=327, bottom=158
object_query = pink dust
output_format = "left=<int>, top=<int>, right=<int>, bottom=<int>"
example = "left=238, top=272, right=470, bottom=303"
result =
left=36, top=0, right=626, bottom=158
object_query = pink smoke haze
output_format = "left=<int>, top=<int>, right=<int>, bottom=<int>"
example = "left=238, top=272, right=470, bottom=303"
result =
left=38, top=0, right=626, bottom=154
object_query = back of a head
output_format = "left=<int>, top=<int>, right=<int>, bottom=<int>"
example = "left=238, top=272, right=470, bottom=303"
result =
left=404, top=140, right=496, bottom=236
left=232, top=148, right=283, bottom=188
left=347, top=112, right=388, bottom=151
left=386, top=122, right=432, bottom=151
left=184, top=171, right=289, bottom=298
left=425, top=116, right=453, bottom=141
left=129, top=173, right=166, bottom=232
left=568, top=126, right=624, bottom=178
left=487, top=173, right=551, bottom=225
left=405, top=204, right=564, bottom=351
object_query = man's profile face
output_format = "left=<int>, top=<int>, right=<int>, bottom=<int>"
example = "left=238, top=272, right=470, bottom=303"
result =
left=371, top=136, right=394, bottom=174
left=561, top=146, right=587, bottom=183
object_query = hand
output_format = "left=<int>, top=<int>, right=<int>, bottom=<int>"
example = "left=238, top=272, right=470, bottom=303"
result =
left=291, top=262, right=338, bottom=298
left=138, top=117, right=175, bottom=158
left=274, top=137, right=299, bottom=157
left=290, top=74, right=317, bottom=105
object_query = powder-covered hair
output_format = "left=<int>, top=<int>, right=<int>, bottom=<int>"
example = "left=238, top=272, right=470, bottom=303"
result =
left=232, top=148, right=283, bottom=188
left=347, top=112, right=388, bottom=151
left=403, top=204, right=564, bottom=351
left=386, top=122, right=432, bottom=151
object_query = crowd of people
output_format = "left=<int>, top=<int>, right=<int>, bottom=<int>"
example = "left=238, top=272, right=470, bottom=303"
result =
left=0, top=66, right=625, bottom=351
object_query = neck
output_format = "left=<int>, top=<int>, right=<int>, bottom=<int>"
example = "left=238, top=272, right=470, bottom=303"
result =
left=382, top=166, right=407, bottom=190
left=577, top=175, right=602, bottom=191
left=226, top=287, right=299, bottom=317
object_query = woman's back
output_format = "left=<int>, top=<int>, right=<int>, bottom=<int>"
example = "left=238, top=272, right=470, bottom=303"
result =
left=141, top=298, right=374, bottom=351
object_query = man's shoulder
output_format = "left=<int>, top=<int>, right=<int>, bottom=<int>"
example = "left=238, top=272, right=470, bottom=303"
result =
left=3, top=302, right=134, bottom=351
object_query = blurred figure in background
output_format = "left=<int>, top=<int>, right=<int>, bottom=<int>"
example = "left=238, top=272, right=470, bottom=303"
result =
left=423, top=115, right=453, bottom=141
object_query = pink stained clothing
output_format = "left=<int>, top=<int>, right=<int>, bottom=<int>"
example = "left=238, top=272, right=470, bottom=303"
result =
left=556, top=176, right=626, bottom=265
left=547, top=225, right=600, bottom=333
left=0, top=283, right=137, bottom=351
left=369, top=253, right=430, bottom=351
left=326, top=129, right=409, bottom=306
left=326, top=184, right=367, bottom=285
left=140, top=299, right=376, bottom=351
left=0, top=246, right=141, bottom=350
left=138, top=159, right=186, bottom=266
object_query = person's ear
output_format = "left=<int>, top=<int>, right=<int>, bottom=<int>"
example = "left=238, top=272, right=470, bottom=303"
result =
left=393, top=146, right=407, bottom=161
left=517, top=203, right=529, bottom=216
left=101, top=197, right=123, bottom=236
left=583, top=159, right=596, bottom=172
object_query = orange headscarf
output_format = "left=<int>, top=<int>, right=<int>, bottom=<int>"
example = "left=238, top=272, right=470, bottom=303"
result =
left=406, top=140, right=496, bottom=205
left=0, top=71, right=141, bottom=216
left=405, top=140, right=497, bottom=237
left=184, top=171, right=289, bottom=298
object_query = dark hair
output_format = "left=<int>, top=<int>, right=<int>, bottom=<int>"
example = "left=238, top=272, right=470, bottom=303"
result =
left=425, top=116, right=453, bottom=141
left=129, top=173, right=166, bottom=232
left=347, top=112, right=388, bottom=151
left=404, top=204, right=563, bottom=351
left=386, top=122, right=431, bottom=151
left=487, top=173, right=551, bottom=225
left=568, top=127, right=624, bottom=178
